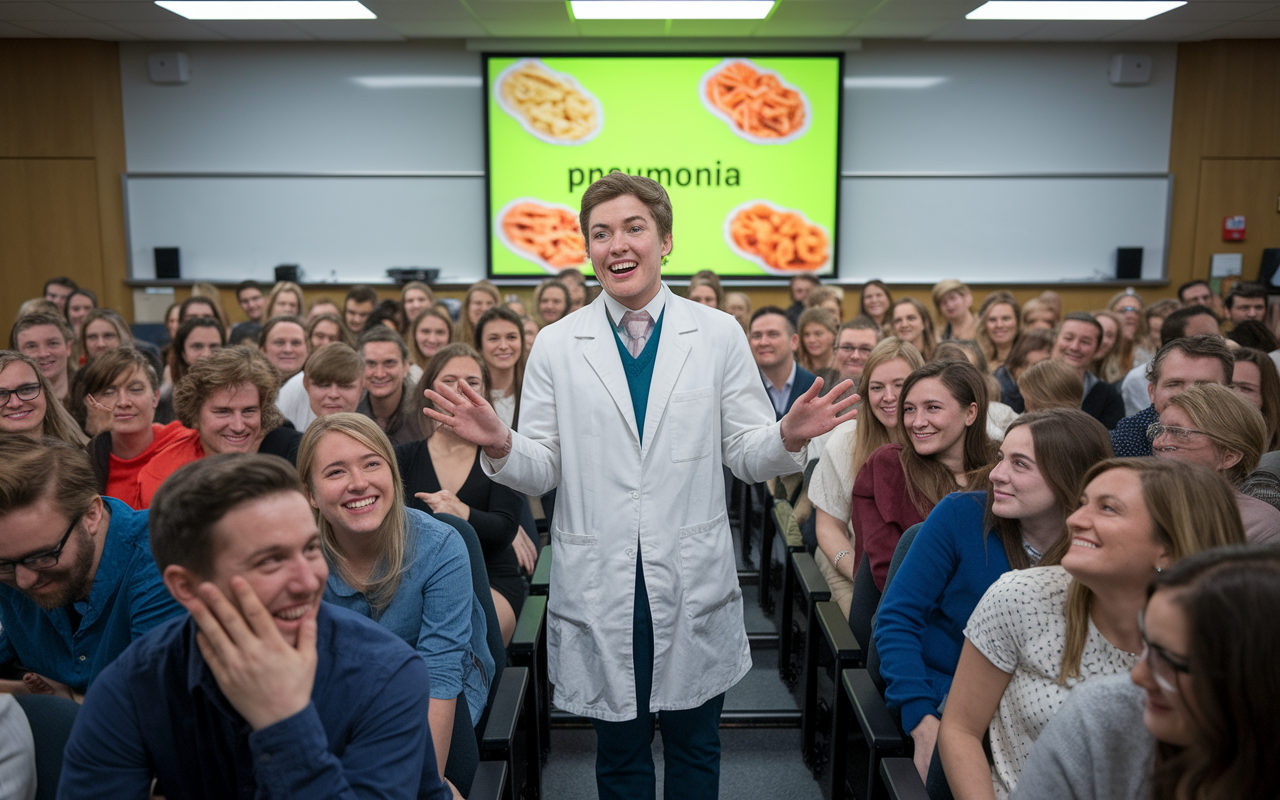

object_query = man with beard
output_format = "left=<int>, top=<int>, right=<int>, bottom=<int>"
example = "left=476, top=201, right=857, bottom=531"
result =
left=0, top=437, right=181, bottom=701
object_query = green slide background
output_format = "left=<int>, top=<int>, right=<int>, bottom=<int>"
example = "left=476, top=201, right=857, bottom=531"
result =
left=486, top=55, right=840, bottom=278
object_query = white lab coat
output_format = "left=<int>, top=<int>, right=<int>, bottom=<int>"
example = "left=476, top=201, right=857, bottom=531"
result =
left=483, top=285, right=804, bottom=721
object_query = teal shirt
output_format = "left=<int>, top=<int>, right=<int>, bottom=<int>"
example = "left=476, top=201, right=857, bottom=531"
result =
left=611, top=309, right=665, bottom=444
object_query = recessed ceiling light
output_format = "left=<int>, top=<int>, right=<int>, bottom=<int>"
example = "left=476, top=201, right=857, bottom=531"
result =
left=568, top=1, right=775, bottom=20
left=966, top=1, right=1185, bottom=20
left=155, top=0, right=375, bottom=19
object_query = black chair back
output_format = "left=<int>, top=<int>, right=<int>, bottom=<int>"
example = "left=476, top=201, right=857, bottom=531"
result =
left=847, top=555, right=881, bottom=658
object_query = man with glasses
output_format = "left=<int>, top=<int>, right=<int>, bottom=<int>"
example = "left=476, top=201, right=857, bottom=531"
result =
left=835, top=316, right=881, bottom=388
left=0, top=437, right=181, bottom=700
left=1109, top=335, right=1234, bottom=458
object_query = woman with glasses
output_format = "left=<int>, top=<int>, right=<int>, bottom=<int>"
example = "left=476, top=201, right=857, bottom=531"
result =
left=0, top=351, right=86, bottom=445
left=1149, top=382, right=1280, bottom=544
left=939, top=459, right=1245, bottom=800
left=1013, top=544, right=1280, bottom=800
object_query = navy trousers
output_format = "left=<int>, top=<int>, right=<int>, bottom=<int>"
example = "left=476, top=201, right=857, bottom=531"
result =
left=591, top=554, right=725, bottom=800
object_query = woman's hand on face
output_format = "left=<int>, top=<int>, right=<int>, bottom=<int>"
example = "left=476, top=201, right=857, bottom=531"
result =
left=414, top=490, right=470, bottom=521
left=84, top=393, right=116, bottom=438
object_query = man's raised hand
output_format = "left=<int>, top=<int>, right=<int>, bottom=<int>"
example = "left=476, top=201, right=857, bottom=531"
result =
left=422, top=380, right=511, bottom=456
left=779, top=377, right=859, bottom=452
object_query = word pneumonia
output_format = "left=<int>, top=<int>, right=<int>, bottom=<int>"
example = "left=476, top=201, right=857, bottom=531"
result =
left=568, top=163, right=741, bottom=193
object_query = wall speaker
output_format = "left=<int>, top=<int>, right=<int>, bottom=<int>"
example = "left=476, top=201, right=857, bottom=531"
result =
left=1116, top=247, right=1143, bottom=280
left=1109, top=54, right=1151, bottom=86
left=148, top=53, right=189, bottom=85
left=275, top=265, right=300, bottom=283
left=154, top=247, right=180, bottom=279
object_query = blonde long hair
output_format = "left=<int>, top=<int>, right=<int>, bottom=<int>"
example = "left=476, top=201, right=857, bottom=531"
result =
left=297, top=413, right=408, bottom=612
left=1058, top=458, right=1246, bottom=683
left=0, top=351, right=87, bottom=446
left=975, top=291, right=1021, bottom=369
left=850, top=338, right=925, bottom=480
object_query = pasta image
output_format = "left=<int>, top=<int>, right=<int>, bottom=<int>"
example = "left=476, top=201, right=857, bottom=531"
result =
left=498, top=60, right=601, bottom=144
left=727, top=203, right=829, bottom=273
left=703, top=60, right=808, bottom=141
left=500, top=201, right=588, bottom=269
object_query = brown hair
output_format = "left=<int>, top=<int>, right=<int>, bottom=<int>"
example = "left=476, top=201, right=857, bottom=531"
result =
left=0, top=436, right=99, bottom=529
left=532, top=279, right=571, bottom=326
left=686, top=275, right=724, bottom=309
left=891, top=297, right=937, bottom=360
left=264, top=281, right=305, bottom=320
left=9, top=312, right=75, bottom=379
left=1165, top=383, right=1266, bottom=484
left=578, top=172, right=673, bottom=255
left=455, top=281, right=502, bottom=347
left=303, top=342, right=364, bottom=387
left=1146, top=334, right=1234, bottom=386
left=796, top=307, right=838, bottom=374
left=409, top=342, right=492, bottom=440
left=71, top=346, right=160, bottom=429
left=173, top=345, right=283, bottom=434
left=168, top=316, right=226, bottom=387
left=474, top=305, right=526, bottom=429
left=410, top=306, right=455, bottom=369
left=930, top=279, right=971, bottom=314
left=976, top=291, right=1021, bottom=367
left=0, top=352, right=87, bottom=446
left=77, top=308, right=134, bottom=360
left=305, top=312, right=354, bottom=350
left=897, top=360, right=995, bottom=516
left=859, top=280, right=893, bottom=325
left=984, top=409, right=1112, bottom=569
left=1059, top=458, right=1246, bottom=683
left=851, top=338, right=925, bottom=477
left=297, top=413, right=407, bottom=611
left=1232, top=348, right=1280, bottom=452
left=1091, top=308, right=1132, bottom=382
left=1002, top=328, right=1056, bottom=379
left=1018, top=358, right=1084, bottom=412
left=400, top=281, right=435, bottom=309
left=189, top=282, right=230, bottom=329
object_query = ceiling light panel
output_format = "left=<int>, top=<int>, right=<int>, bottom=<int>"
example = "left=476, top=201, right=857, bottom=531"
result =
left=568, top=1, right=775, bottom=20
left=155, top=1, right=375, bottom=20
left=966, top=2, right=1185, bottom=21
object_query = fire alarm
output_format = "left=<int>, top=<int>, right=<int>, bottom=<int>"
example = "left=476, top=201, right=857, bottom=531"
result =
left=148, top=52, right=189, bottom=85
left=1223, top=215, right=1246, bottom=242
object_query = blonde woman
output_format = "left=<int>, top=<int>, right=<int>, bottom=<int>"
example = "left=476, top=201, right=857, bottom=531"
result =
left=687, top=275, right=723, bottom=309
left=797, top=307, right=838, bottom=374
left=401, top=281, right=436, bottom=323
left=939, top=458, right=1245, bottom=799
left=263, top=280, right=305, bottom=320
left=297, top=412, right=495, bottom=792
left=932, top=279, right=976, bottom=341
left=1017, top=358, right=1083, bottom=412
left=976, top=291, right=1021, bottom=373
left=0, top=351, right=87, bottom=445
left=454, top=281, right=501, bottom=346
left=810, top=338, right=924, bottom=613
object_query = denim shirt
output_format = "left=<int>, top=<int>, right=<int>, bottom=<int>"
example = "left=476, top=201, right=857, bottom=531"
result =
left=324, top=507, right=494, bottom=725
left=0, top=497, right=183, bottom=692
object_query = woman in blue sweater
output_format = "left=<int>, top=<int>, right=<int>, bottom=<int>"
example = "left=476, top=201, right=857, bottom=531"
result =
left=873, top=408, right=1111, bottom=787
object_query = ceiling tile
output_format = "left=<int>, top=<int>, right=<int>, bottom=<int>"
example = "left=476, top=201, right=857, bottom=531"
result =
left=109, top=16, right=224, bottom=36
left=926, top=19, right=1044, bottom=39
left=0, top=2, right=89, bottom=21
left=1189, top=17, right=1280, bottom=34
left=196, top=19, right=314, bottom=38
left=868, top=0, right=980, bottom=20
left=470, top=0, right=567, bottom=21
left=1153, top=1, right=1272, bottom=20
left=362, top=0, right=476, bottom=21
left=666, top=19, right=763, bottom=35
left=390, top=18, right=489, bottom=35
left=1242, top=4, right=1280, bottom=17
left=766, top=0, right=862, bottom=21
left=56, top=2, right=181, bottom=20
left=11, top=16, right=133, bottom=34
left=847, top=18, right=952, bottom=37
left=290, top=18, right=404, bottom=38
left=752, top=17, right=857, bottom=35
left=478, top=17, right=579, bottom=34
left=0, top=19, right=45, bottom=33
left=573, top=19, right=665, bottom=36
left=1100, top=17, right=1233, bottom=38
left=1014, top=20, right=1137, bottom=39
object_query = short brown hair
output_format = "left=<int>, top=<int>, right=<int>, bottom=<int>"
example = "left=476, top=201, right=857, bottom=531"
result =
left=173, top=345, right=283, bottom=433
left=578, top=173, right=673, bottom=254
left=0, top=436, right=99, bottom=527
left=1018, top=358, right=1084, bottom=411
left=10, top=311, right=73, bottom=351
left=149, top=453, right=304, bottom=577
left=1146, top=334, right=1233, bottom=386
left=304, top=342, right=364, bottom=387
left=71, top=346, right=160, bottom=427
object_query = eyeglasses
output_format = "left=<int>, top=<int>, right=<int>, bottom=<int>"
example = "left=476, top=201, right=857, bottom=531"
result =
left=0, top=514, right=80, bottom=575
left=1137, top=609, right=1191, bottom=695
left=836, top=345, right=874, bottom=356
left=1146, top=422, right=1209, bottom=444
left=0, top=383, right=41, bottom=406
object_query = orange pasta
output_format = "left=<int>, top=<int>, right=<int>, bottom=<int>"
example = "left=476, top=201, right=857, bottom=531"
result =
left=502, top=203, right=588, bottom=268
left=729, top=204, right=828, bottom=272
left=705, top=61, right=805, bottom=139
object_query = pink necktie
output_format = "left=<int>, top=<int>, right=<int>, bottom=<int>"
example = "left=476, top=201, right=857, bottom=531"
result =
left=620, top=310, right=654, bottom=358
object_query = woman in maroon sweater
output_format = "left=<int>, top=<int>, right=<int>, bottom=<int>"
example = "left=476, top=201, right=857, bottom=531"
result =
left=852, top=360, right=995, bottom=591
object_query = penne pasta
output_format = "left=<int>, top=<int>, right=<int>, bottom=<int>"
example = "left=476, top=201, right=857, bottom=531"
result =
left=502, top=202, right=588, bottom=268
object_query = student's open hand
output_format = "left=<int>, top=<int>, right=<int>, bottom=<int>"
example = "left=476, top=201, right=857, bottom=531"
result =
left=422, top=381, right=511, bottom=455
left=186, top=577, right=317, bottom=731
left=779, top=377, right=859, bottom=451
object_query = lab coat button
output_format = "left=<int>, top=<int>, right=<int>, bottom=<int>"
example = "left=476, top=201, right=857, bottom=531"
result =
left=630, top=491, right=639, bottom=499
left=625, top=549, right=635, bottom=558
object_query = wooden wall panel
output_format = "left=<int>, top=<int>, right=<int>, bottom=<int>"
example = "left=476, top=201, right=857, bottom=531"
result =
left=0, top=41, right=98, bottom=158
left=1191, top=159, right=1280, bottom=283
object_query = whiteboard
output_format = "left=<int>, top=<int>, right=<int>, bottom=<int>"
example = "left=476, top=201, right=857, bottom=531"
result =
left=837, top=175, right=1171, bottom=284
left=125, top=175, right=488, bottom=282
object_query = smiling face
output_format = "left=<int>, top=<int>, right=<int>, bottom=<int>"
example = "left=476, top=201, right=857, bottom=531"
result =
left=0, top=362, right=45, bottom=436
left=67, top=295, right=95, bottom=332
left=1152, top=404, right=1233, bottom=474
left=866, top=358, right=913, bottom=430
left=238, top=288, right=265, bottom=322
left=836, top=328, right=877, bottom=383
left=688, top=285, right=718, bottom=308
left=902, top=376, right=977, bottom=462
left=1095, top=314, right=1118, bottom=360
left=205, top=491, right=326, bottom=647
left=307, top=431, right=395, bottom=543
left=985, top=303, right=1018, bottom=348
left=362, top=341, right=408, bottom=402
left=1113, top=299, right=1142, bottom=339
left=305, top=375, right=362, bottom=417
left=182, top=326, right=222, bottom=366
left=939, top=289, right=971, bottom=322
left=16, top=325, right=70, bottom=384
left=197, top=383, right=265, bottom=455
left=481, top=319, right=522, bottom=377
left=97, top=366, right=159, bottom=437
left=402, top=288, right=431, bottom=321
left=750, top=313, right=796, bottom=371
left=1053, top=320, right=1100, bottom=374
left=988, top=425, right=1057, bottom=523
left=414, top=314, right=450, bottom=360
left=0, top=494, right=100, bottom=610
left=802, top=322, right=835, bottom=359
left=1062, top=468, right=1168, bottom=587
left=1231, top=361, right=1263, bottom=409
left=1132, top=588, right=1195, bottom=747
left=83, top=319, right=122, bottom=358
left=309, top=320, right=341, bottom=351
left=587, top=194, right=672, bottom=311
left=1149, top=350, right=1229, bottom=414
left=262, top=322, right=307, bottom=379
left=539, top=286, right=568, bottom=322
left=862, top=286, right=889, bottom=320
left=891, top=303, right=924, bottom=346
left=466, top=293, right=495, bottom=326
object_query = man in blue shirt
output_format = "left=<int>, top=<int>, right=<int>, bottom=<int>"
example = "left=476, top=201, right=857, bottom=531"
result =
left=59, top=453, right=454, bottom=800
left=750, top=306, right=817, bottom=420
left=0, top=437, right=181, bottom=700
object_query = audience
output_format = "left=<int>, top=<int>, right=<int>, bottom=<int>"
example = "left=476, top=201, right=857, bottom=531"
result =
left=365, top=298, right=409, bottom=338
left=1018, top=358, right=1084, bottom=412
left=258, top=315, right=309, bottom=382
left=229, top=279, right=266, bottom=345
left=1177, top=279, right=1223, bottom=319
left=750, top=306, right=815, bottom=420
left=1135, top=296, right=1181, bottom=365
left=78, top=307, right=130, bottom=363
left=303, top=342, right=364, bottom=421
left=891, top=297, right=936, bottom=361
left=933, top=279, right=977, bottom=341
left=1231, top=347, right=1280, bottom=451
left=10, top=311, right=75, bottom=407
left=876, top=409, right=1111, bottom=786
left=455, top=281, right=501, bottom=346
left=853, top=360, right=994, bottom=592
left=64, top=288, right=97, bottom=339
left=1052, top=312, right=1125, bottom=429
left=556, top=267, right=588, bottom=312
left=976, top=291, right=1020, bottom=374
left=686, top=274, right=723, bottom=309
left=932, top=340, right=1018, bottom=441
left=357, top=326, right=417, bottom=444
left=401, top=280, right=436, bottom=323
left=1227, top=318, right=1277, bottom=352
left=298, top=414, right=493, bottom=794
left=343, top=284, right=379, bottom=334
left=0, top=351, right=87, bottom=445
left=162, top=315, right=226, bottom=409
left=1151, top=383, right=1280, bottom=543
left=993, top=328, right=1055, bottom=413
left=807, top=285, right=845, bottom=323
left=724, top=291, right=752, bottom=333
left=785, top=273, right=819, bottom=329
left=263, top=280, right=305, bottom=321
left=1121, top=304, right=1223, bottom=415
left=41, top=277, right=77, bottom=314
left=1111, top=334, right=1233, bottom=457
left=533, top=278, right=571, bottom=326
left=411, top=306, right=454, bottom=371
left=308, top=296, right=341, bottom=320
left=1020, top=297, right=1056, bottom=330
left=1108, top=290, right=1145, bottom=344
left=306, top=310, right=354, bottom=350
left=810, top=338, right=923, bottom=613
left=859, top=279, right=893, bottom=329
left=1225, top=281, right=1267, bottom=326
left=797, top=307, right=837, bottom=375
left=1013, top=545, right=1280, bottom=800
left=1091, top=308, right=1130, bottom=383
left=0, top=437, right=182, bottom=700
left=939, top=457, right=1245, bottom=800
left=474, top=306, right=526, bottom=429
left=833, top=316, right=881, bottom=388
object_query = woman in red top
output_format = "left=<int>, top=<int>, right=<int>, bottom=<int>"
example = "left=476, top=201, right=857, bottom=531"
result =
left=78, top=347, right=200, bottom=509
left=852, top=360, right=995, bottom=591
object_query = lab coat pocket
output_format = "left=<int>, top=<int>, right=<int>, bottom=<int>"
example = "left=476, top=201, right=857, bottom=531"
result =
left=548, top=527, right=600, bottom=629
left=678, top=511, right=739, bottom=620
left=670, top=388, right=715, bottom=463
